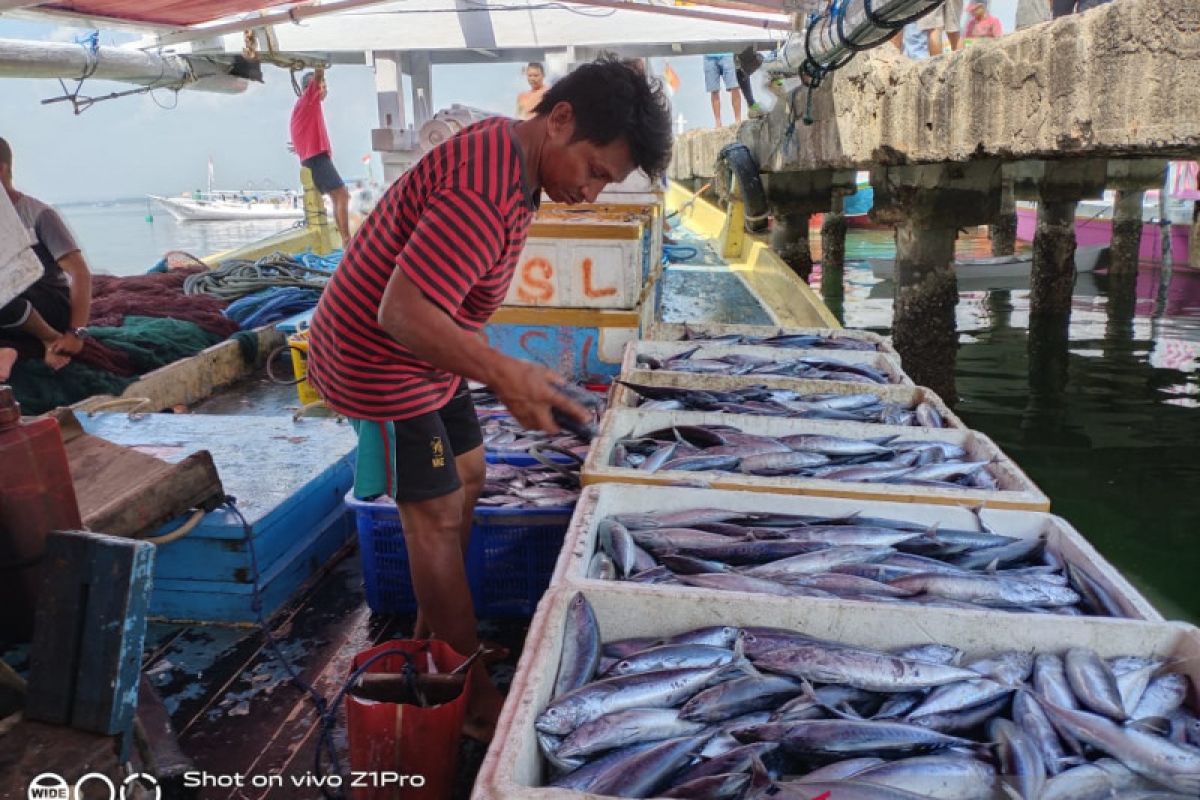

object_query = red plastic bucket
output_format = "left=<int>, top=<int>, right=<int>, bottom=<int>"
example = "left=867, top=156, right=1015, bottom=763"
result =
left=345, top=640, right=472, bottom=800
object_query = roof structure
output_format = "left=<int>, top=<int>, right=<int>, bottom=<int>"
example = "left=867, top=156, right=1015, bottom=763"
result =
left=192, top=0, right=789, bottom=65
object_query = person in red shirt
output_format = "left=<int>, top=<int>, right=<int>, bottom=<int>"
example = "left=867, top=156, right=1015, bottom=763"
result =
left=289, top=66, right=351, bottom=244
left=305, top=56, right=672, bottom=740
left=964, top=2, right=1004, bottom=40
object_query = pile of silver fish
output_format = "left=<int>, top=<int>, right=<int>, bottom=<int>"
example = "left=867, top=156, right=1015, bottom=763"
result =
left=638, top=347, right=895, bottom=385
left=587, top=506, right=1130, bottom=616
left=610, top=424, right=999, bottom=491
left=481, top=414, right=592, bottom=462
left=477, top=462, right=580, bottom=508
left=676, top=326, right=881, bottom=352
left=621, top=382, right=947, bottom=428
left=537, top=594, right=1200, bottom=799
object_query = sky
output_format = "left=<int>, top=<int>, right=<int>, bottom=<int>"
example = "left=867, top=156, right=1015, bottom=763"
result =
left=0, top=1, right=1018, bottom=204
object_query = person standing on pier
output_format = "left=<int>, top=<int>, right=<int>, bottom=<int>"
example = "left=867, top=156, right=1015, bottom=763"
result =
left=516, top=62, right=549, bottom=120
left=304, top=56, right=672, bottom=741
left=917, top=0, right=964, bottom=56
left=703, top=53, right=744, bottom=127
left=964, top=2, right=1003, bottom=41
left=0, top=137, right=93, bottom=382
left=289, top=66, right=352, bottom=244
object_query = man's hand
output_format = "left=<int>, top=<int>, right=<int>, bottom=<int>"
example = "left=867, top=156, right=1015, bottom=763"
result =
left=43, top=349, right=70, bottom=371
left=489, top=358, right=590, bottom=434
left=48, top=331, right=84, bottom=356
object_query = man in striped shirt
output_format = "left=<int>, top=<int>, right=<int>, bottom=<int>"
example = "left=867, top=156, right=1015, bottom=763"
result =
left=306, top=56, right=672, bottom=739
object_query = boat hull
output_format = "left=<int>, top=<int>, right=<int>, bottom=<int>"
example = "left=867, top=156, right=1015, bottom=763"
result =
left=151, top=195, right=304, bottom=222
left=1016, top=205, right=1191, bottom=263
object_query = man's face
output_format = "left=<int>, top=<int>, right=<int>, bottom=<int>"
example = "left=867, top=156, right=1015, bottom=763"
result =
left=538, top=101, right=635, bottom=205
left=526, top=67, right=545, bottom=90
left=971, top=4, right=986, bottom=17
left=0, top=162, right=10, bottom=187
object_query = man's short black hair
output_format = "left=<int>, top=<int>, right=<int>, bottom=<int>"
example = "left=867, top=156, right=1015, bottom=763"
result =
left=0, top=137, right=10, bottom=169
left=532, top=55, right=673, bottom=180
left=526, top=61, right=544, bottom=72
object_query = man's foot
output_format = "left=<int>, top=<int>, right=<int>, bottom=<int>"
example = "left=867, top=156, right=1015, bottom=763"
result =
left=748, top=102, right=767, bottom=119
left=0, top=348, right=16, bottom=382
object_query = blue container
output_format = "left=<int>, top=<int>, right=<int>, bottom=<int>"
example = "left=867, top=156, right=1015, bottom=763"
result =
left=346, top=493, right=574, bottom=617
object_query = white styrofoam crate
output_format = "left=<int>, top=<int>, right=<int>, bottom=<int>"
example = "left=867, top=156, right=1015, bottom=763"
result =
left=624, top=340, right=912, bottom=387
left=647, top=321, right=898, bottom=358
left=552, top=484, right=1161, bottom=621
left=582, top=408, right=1050, bottom=511
left=609, top=368, right=965, bottom=429
left=473, top=584, right=1196, bottom=800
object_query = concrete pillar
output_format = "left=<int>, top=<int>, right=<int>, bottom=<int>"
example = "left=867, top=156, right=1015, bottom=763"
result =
left=1110, top=190, right=1144, bottom=275
left=1026, top=310, right=1071, bottom=422
left=1104, top=265, right=1138, bottom=361
left=405, top=51, right=433, bottom=127
left=990, top=178, right=1017, bottom=257
left=373, top=51, right=404, bottom=130
left=820, top=195, right=847, bottom=324
left=821, top=195, right=848, bottom=273
left=893, top=221, right=960, bottom=404
left=771, top=209, right=814, bottom=283
left=1029, top=200, right=1078, bottom=318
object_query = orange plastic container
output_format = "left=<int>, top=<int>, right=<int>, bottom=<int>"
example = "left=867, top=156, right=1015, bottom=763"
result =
left=345, top=640, right=472, bottom=800
left=0, top=386, right=82, bottom=639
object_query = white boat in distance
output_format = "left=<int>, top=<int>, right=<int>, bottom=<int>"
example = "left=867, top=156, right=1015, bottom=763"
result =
left=149, top=157, right=304, bottom=222
left=150, top=190, right=304, bottom=222
left=868, top=245, right=1106, bottom=283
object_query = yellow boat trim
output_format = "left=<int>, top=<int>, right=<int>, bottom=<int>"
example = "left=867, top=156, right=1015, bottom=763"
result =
left=489, top=306, right=641, bottom=327
left=665, top=182, right=841, bottom=330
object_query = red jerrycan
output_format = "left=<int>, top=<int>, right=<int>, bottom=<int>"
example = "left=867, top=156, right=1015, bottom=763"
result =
left=345, top=640, right=473, bottom=800
left=0, top=386, right=82, bottom=640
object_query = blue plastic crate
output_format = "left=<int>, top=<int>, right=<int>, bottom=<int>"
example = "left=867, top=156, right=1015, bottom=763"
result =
left=346, top=492, right=574, bottom=617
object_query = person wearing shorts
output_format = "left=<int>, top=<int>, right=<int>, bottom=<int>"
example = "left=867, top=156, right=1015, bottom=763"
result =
left=703, top=53, right=743, bottom=127
left=289, top=66, right=351, bottom=243
left=304, top=56, right=673, bottom=742
left=917, top=0, right=964, bottom=56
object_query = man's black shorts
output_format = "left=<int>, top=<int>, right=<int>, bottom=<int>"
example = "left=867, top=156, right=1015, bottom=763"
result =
left=301, top=153, right=344, bottom=194
left=392, top=384, right=484, bottom=503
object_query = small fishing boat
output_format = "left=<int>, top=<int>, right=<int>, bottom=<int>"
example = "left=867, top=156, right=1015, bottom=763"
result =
left=867, top=245, right=1105, bottom=284
left=150, top=159, right=304, bottom=221
left=150, top=190, right=304, bottom=221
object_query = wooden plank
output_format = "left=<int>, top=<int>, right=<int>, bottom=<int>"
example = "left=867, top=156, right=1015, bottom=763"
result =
left=69, top=326, right=285, bottom=415
left=26, top=530, right=156, bottom=735
left=54, top=410, right=225, bottom=537
left=136, top=676, right=195, bottom=790
left=0, top=720, right=121, bottom=800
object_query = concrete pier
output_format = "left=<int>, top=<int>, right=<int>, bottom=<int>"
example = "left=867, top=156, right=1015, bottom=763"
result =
left=821, top=195, right=848, bottom=274
left=991, top=178, right=1017, bottom=257
left=1110, top=190, right=1144, bottom=275
left=770, top=209, right=814, bottom=282
left=1030, top=200, right=1078, bottom=318
left=893, top=222, right=960, bottom=404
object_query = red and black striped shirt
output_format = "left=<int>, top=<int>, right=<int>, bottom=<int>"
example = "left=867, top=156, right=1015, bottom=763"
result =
left=307, top=118, right=538, bottom=421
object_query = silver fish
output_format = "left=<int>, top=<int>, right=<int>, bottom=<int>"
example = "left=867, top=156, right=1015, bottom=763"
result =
left=676, top=572, right=798, bottom=596
left=732, top=718, right=973, bottom=758
left=1042, top=758, right=1157, bottom=800
left=845, top=754, right=997, bottom=800
left=746, top=545, right=895, bottom=578
left=991, top=717, right=1046, bottom=800
left=751, top=642, right=981, bottom=692
left=679, top=674, right=806, bottom=723
left=889, top=573, right=1081, bottom=608
left=1034, top=653, right=1079, bottom=710
left=670, top=741, right=778, bottom=785
left=587, top=551, right=616, bottom=580
left=584, top=733, right=715, bottom=798
left=536, top=661, right=749, bottom=734
left=739, top=450, right=831, bottom=475
left=538, top=730, right=584, bottom=774
left=555, top=707, right=708, bottom=758
left=1133, top=674, right=1190, bottom=722
left=794, top=757, right=887, bottom=781
left=605, top=643, right=738, bottom=677
left=1065, top=648, right=1128, bottom=721
left=773, top=780, right=931, bottom=800
left=598, top=518, right=638, bottom=578
left=1038, top=698, right=1200, bottom=795
left=552, top=593, right=601, bottom=699
left=1013, top=689, right=1069, bottom=777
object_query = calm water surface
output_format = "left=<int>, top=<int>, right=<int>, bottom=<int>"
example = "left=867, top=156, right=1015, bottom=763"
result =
left=57, top=199, right=298, bottom=275
left=827, top=228, right=1200, bottom=623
